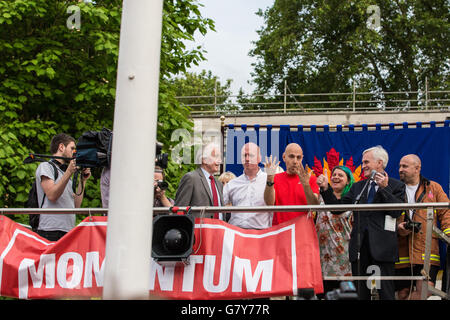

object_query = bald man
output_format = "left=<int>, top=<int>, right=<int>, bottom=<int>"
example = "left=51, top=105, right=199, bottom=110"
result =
left=396, top=154, right=450, bottom=300
left=264, top=143, right=320, bottom=225
left=223, top=142, right=272, bottom=229
left=263, top=143, right=323, bottom=295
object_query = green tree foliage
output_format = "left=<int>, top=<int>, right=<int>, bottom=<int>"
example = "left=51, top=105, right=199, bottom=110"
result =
left=169, top=70, right=234, bottom=113
left=0, top=0, right=215, bottom=222
left=250, top=0, right=450, bottom=108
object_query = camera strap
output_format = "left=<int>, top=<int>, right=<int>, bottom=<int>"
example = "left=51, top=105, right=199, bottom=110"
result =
left=416, top=189, right=427, bottom=204
left=50, top=158, right=68, bottom=172
left=410, top=183, right=427, bottom=220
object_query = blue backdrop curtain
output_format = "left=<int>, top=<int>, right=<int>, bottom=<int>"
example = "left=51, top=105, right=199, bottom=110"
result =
left=225, top=120, right=450, bottom=270
left=226, top=121, right=450, bottom=196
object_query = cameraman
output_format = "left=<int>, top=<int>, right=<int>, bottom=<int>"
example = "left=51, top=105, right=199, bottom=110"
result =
left=154, top=166, right=173, bottom=208
left=36, top=133, right=91, bottom=241
left=396, top=154, right=450, bottom=299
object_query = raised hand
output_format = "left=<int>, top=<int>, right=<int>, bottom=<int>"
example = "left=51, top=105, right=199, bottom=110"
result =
left=264, top=155, right=280, bottom=176
left=297, top=161, right=310, bottom=185
left=374, top=170, right=388, bottom=189
left=316, top=168, right=329, bottom=190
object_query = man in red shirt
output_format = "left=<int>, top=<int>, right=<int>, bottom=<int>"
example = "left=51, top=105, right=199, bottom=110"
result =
left=263, top=143, right=323, bottom=297
left=264, top=143, right=320, bottom=225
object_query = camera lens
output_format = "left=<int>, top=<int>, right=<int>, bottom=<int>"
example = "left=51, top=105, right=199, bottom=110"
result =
left=157, top=180, right=168, bottom=190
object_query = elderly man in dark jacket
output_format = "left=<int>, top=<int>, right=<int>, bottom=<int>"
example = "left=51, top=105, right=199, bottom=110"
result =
left=317, top=145, right=406, bottom=300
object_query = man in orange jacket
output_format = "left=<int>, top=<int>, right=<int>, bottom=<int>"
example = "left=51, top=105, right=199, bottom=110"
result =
left=396, top=154, right=450, bottom=300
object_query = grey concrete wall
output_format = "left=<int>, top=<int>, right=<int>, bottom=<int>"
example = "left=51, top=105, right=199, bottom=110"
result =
left=193, top=110, right=450, bottom=133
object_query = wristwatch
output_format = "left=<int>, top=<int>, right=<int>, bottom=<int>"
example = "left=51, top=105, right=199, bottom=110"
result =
left=266, top=181, right=275, bottom=187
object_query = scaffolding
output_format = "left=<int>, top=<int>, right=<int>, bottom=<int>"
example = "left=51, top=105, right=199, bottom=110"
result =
left=176, top=85, right=450, bottom=115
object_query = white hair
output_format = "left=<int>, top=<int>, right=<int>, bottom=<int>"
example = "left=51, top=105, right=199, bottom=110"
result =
left=195, top=142, right=220, bottom=165
left=363, top=145, right=389, bottom=169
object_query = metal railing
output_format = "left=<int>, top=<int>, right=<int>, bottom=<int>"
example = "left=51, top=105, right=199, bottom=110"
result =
left=1, top=202, right=449, bottom=300
left=2, top=202, right=448, bottom=214
left=176, top=87, right=450, bottom=115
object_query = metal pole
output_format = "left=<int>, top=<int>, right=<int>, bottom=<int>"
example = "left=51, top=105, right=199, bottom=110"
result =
left=1, top=202, right=450, bottom=215
left=420, top=207, right=434, bottom=300
left=103, top=0, right=163, bottom=299
left=352, top=81, right=356, bottom=112
left=220, top=115, right=225, bottom=175
left=324, top=276, right=425, bottom=281
left=214, top=80, right=217, bottom=114
left=447, top=244, right=450, bottom=296
left=284, top=80, right=287, bottom=113
left=425, top=76, right=428, bottom=110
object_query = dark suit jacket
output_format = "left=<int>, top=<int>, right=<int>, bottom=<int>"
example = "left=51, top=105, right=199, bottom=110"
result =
left=174, top=167, right=224, bottom=218
left=321, top=177, right=406, bottom=263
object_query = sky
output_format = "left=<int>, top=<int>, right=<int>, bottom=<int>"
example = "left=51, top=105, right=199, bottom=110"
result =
left=185, top=0, right=275, bottom=95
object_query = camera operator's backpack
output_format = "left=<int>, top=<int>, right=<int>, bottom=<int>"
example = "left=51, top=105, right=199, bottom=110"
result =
left=26, top=161, right=59, bottom=232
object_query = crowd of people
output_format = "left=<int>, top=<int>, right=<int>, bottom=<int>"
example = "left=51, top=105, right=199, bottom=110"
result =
left=34, top=133, right=450, bottom=300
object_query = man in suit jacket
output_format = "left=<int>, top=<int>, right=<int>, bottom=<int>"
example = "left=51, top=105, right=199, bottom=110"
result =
left=175, top=142, right=224, bottom=218
left=317, top=145, right=406, bottom=300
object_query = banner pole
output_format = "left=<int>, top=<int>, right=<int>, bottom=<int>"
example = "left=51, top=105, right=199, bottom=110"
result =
left=102, top=0, right=163, bottom=299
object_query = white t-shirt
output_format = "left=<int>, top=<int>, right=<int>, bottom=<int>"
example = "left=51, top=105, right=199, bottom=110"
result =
left=405, top=184, right=419, bottom=219
left=35, top=161, right=75, bottom=232
left=223, top=169, right=272, bottom=229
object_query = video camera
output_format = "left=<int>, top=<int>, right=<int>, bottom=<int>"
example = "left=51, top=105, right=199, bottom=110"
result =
left=23, top=128, right=112, bottom=169
left=155, top=141, right=168, bottom=169
left=23, top=128, right=113, bottom=194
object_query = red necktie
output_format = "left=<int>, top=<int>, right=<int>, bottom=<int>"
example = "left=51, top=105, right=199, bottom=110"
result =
left=209, top=175, right=219, bottom=219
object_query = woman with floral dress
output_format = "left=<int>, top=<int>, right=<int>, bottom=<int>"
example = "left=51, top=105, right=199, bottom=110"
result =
left=315, top=165, right=354, bottom=297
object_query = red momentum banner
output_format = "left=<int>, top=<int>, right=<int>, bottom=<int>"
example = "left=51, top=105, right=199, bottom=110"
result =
left=0, top=215, right=323, bottom=299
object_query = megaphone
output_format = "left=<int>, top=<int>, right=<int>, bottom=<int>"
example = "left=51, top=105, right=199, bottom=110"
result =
left=151, top=214, right=195, bottom=266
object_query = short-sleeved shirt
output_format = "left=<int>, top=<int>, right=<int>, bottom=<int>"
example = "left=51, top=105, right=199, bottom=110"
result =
left=223, top=169, right=272, bottom=229
left=272, top=172, right=319, bottom=225
left=35, top=161, right=75, bottom=232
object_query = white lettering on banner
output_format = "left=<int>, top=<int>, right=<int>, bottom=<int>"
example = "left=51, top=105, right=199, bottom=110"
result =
left=18, top=251, right=104, bottom=299
left=149, top=228, right=275, bottom=294
left=84, top=252, right=105, bottom=287
left=203, top=228, right=235, bottom=293
left=10, top=222, right=295, bottom=298
left=149, top=261, right=175, bottom=291
left=18, top=254, right=56, bottom=299
left=0, top=228, right=53, bottom=297
left=57, top=252, right=83, bottom=289
left=149, top=256, right=274, bottom=294
left=232, top=257, right=273, bottom=292
left=181, top=255, right=203, bottom=292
